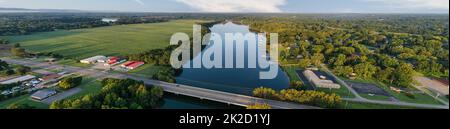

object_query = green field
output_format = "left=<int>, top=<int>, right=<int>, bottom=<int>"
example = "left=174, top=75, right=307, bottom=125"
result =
left=0, top=95, right=49, bottom=109
left=346, top=78, right=444, bottom=105
left=341, top=101, right=421, bottom=109
left=3, top=20, right=201, bottom=59
left=65, top=78, right=103, bottom=100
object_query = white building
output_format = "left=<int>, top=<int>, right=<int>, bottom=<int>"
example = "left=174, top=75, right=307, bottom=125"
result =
left=102, top=18, right=119, bottom=23
left=0, top=75, right=36, bottom=85
left=303, top=70, right=341, bottom=89
left=80, top=55, right=107, bottom=64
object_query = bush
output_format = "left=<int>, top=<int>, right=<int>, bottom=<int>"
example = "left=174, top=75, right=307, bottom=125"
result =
left=7, top=103, right=36, bottom=109
left=252, top=87, right=342, bottom=108
left=58, top=76, right=83, bottom=90
left=253, top=87, right=278, bottom=99
left=290, top=81, right=306, bottom=91
left=247, top=103, right=271, bottom=109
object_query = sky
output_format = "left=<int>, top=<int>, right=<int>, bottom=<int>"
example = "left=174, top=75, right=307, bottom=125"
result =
left=0, top=0, right=448, bottom=13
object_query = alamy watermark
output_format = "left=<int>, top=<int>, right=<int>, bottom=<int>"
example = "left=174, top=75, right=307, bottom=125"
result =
left=170, top=25, right=279, bottom=79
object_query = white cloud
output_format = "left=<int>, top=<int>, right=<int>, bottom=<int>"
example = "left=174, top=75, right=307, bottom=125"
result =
left=175, top=0, right=286, bottom=12
left=133, top=0, right=145, bottom=6
left=364, top=0, right=449, bottom=10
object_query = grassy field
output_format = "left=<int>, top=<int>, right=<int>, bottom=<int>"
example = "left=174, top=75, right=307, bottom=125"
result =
left=341, top=101, right=421, bottom=109
left=0, top=95, right=49, bottom=109
left=347, top=78, right=444, bottom=105
left=3, top=20, right=202, bottom=60
left=65, top=78, right=102, bottom=100
left=129, top=64, right=167, bottom=78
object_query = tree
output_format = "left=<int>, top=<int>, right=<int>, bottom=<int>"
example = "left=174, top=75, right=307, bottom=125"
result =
left=311, top=53, right=324, bottom=66
left=290, top=81, right=306, bottom=91
left=333, top=54, right=347, bottom=67
left=333, top=66, right=353, bottom=77
left=354, top=63, right=378, bottom=79
left=58, top=76, right=83, bottom=90
left=247, top=103, right=271, bottom=109
left=393, top=63, right=415, bottom=87
left=0, top=59, right=9, bottom=71
left=377, top=68, right=394, bottom=84
left=14, top=65, right=31, bottom=75
left=253, top=87, right=278, bottom=99
left=11, top=44, right=28, bottom=57
left=7, top=103, right=36, bottom=109
left=298, top=58, right=312, bottom=68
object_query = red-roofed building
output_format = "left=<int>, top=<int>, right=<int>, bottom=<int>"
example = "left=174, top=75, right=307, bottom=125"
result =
left=121, top=61, right=135, bottom=67
left=127, top=61, right=145, bottom=70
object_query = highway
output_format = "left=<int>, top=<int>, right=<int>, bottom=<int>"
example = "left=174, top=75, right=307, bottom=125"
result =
left=1, top=58, right=320, bottom=109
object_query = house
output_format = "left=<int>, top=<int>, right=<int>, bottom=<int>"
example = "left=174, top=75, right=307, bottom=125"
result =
left=0, top=75, right=36, bottom=85
left=31, top=89, right=57, bottom=101
left=303, top=70, right=341, bottom=89
left=80, top=55, right=107, bottom=64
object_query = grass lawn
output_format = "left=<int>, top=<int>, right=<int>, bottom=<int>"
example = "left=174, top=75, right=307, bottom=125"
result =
left=3, top=20, right=202, bottom=60
left=317, top=86, right=356, bottom=98
left=347, top=78, right=444, bottom=105
left=281, top=65, right=301, bottom=81
left=65, top=78, right=102, bottom=100
left=57, top=59, right=92, bottom=68
left=360, top=94, right=392, bottom=101
left=341, top=101, right=422, bottom=109
left=128, top=64, right=167, bottom=78
left=0, top=95, right=49, bottom=109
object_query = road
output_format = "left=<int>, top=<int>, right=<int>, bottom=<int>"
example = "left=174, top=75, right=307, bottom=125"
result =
left=413, top=76, right=449, bottom=106
left=320, top=64, right=448, bottom=109
left=1, top=58, right=320, bottom=109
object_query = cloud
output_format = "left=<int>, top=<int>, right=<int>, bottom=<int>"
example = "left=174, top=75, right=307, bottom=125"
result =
left=364, top=0, right=449, bottom=10
left=175, top=0, right=286, bottom=12
left=133, top=0, right=145, bottom=6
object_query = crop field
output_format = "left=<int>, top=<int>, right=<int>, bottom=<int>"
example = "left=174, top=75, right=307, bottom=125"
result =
left=3, top=20, right=201, bottom=59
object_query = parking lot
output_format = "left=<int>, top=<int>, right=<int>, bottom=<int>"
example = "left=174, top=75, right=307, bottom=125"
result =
left=345, top=81, right=391, bottom=96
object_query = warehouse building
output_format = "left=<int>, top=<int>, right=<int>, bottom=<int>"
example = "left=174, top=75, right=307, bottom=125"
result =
left=30, top=89, right=57, bottom=101
left=303, top=70, right=341, bottom=89
left=80, top=55, right=107, bottom=64
left=0, top=75, right=36, bottom=85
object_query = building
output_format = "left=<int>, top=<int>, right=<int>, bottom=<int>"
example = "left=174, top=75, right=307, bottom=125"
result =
left=102, top=18, right=119, bottom=23
left=30, top=89, right=57, bottom=101
left=0, top=75, right=36, bottom=85
left=80, top=55, right=107, bottom=64
left=121, top=61, right=145, bottom=70
left=105, top=57, right=126, bottom=66
left=303, top=70, right=341, bottom=89
left=127, top=61, right=145, bottom=70
left=39, top=74, right=62, bottom=82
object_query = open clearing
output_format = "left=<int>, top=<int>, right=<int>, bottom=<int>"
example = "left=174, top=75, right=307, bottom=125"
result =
left=3, top=20, right=201, bottom=59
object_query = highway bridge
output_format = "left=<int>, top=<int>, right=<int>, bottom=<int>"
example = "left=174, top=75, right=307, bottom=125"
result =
left=2, top=58, right=320, bottom=109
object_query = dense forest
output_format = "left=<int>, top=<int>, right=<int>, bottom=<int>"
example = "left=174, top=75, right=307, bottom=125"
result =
left=237, top=14, right=449, bottom=88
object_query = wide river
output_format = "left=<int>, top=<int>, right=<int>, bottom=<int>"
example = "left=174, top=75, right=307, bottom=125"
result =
left=161, top=22, right=290, bottom=109
left=176, top=22, right=290, bottom=95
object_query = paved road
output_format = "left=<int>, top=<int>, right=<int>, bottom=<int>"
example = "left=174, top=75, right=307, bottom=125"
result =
left=42, top=87, right=82, bottom=104
left=320, top=64, right=449, bottom=109
left=2, top=58, right=320, bottom=109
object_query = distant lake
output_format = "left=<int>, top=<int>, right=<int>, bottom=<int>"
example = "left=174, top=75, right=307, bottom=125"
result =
left=176, top=22, right=290, bottom=95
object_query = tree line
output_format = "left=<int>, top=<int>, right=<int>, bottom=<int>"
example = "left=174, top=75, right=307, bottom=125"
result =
left=50, top=78, right=164, bottom=109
